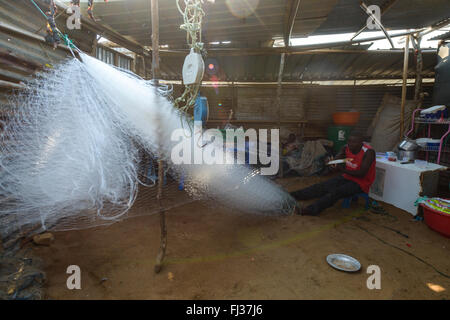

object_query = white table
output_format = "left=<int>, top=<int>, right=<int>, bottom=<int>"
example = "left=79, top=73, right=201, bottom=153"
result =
left=369, top=157, right=447, bottom=216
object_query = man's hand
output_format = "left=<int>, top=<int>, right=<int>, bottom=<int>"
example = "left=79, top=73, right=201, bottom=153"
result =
left=326, top=156, right=343, bottom=171
left=326, top=156, right=336, bottom=169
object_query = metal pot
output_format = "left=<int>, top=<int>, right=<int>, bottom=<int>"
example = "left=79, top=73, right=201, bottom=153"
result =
left=398, top=139, right=419, bottom=151
left=397, top=150, right=417, bottom=161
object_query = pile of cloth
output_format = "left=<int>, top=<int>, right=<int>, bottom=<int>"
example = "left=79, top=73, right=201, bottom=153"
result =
left=283, top=139, right=333, bottom=177
left=416, top=197, right=450, bottom=215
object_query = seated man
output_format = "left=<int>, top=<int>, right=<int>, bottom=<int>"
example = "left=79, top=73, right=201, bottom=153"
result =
left=290, top=135, right=376, bottom=216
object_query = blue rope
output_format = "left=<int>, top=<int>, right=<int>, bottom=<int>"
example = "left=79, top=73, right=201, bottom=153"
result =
left=29, top=0, right=48, bottom=19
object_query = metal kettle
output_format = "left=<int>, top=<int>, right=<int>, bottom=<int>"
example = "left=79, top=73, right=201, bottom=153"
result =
left=398, top=138, right=419, bottom=151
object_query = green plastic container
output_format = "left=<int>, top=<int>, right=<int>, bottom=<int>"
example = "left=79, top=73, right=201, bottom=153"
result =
left=327, top=126, right=352, bottom=153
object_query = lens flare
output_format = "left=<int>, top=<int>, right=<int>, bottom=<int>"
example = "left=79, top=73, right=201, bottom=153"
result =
left=225, top=0, right=260, bottom=19
left=205, top=58, right=219, bottom=76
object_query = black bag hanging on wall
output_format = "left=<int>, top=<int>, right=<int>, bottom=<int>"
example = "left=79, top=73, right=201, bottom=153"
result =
left=433, top=42, right=450, bottom=106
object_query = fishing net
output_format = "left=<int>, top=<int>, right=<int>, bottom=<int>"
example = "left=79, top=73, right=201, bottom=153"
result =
left=0, top=53, right=297, bottom=247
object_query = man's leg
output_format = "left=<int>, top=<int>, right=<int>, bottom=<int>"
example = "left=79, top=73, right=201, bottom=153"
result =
left=290, top=175, right=347, bottom=201
left=303, top=179, right=363, bottom=215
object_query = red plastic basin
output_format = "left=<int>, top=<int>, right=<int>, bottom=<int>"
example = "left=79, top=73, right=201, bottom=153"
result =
left=421, top=204, right=450, bottom=238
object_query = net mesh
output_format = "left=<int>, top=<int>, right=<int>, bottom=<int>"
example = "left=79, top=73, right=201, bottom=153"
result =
left=0, top=53, right=296, bottom=247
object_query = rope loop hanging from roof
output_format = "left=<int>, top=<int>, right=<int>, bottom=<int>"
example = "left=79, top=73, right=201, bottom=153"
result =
left=174, top=0, right=206, bottom=116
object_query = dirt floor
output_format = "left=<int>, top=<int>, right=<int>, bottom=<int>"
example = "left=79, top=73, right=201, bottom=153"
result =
left=27, top=176, right=450, bottom=299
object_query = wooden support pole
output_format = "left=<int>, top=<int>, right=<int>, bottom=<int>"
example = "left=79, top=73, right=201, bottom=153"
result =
left=141, top=56, right=147, bottom=79
left=154, top=160, right=167, bottom=274
left=91, top=35, right=99, bottom=57
left=413, top=36, right=423, bottom=103
left=276, top=53, right=286, bottom=178
left=151, top=0, right=160, bottom=82
left=151, top=0, right=167, bottom=274
left=400, top=35, right=410, bottom=139
left=113, top=51, right=119, bottom=67
left=131, top=53, right=136, bottom=73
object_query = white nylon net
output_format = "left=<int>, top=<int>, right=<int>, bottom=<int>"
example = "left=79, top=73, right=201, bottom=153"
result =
left=0, top=53, right=297, bottom=246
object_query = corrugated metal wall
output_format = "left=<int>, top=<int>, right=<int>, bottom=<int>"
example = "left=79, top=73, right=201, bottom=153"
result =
left=0, top=0, right=95, bottom=86
left=194, top=83, right=448, bottom=193
left=0, top=0, right=99, bottom=116
left=192, top=84, right=434, bottom=139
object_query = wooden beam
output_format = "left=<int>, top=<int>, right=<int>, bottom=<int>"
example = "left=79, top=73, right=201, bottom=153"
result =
left=400, top=35, right=410, bottom=138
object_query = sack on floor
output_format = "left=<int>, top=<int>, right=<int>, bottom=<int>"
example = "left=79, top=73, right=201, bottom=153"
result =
left=368, top=94, right=417, bottom=152
left=433, top=43, right=450, bottom=106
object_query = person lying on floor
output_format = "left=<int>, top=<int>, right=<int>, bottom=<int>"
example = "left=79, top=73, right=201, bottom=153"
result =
left=290, top=135, right=376, bottom=216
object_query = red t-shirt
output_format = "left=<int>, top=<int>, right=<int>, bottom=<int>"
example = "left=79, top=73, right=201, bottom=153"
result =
left=343, top=143, right=376, bottom=193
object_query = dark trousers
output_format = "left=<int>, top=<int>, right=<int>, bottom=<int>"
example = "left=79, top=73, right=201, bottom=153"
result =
left=290, top=175, right=363, bottom=215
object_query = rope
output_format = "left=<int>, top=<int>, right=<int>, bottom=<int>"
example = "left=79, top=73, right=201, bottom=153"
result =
left=29, top=0, right=47, bottom=18
left=174, top=0, right=206, bottom=114
left=176, top=0, right=205, bottom=53
left=29, top=0, right=80, bottom=57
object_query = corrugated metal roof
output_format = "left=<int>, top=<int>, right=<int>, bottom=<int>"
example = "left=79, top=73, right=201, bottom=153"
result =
left=314, top=0, right=450, bottom=35
left=158, top=49, right=437, bottom=82
left=90, top=0, right=450, bottom=47
left=0, top=0, right=73, bottom=87
left=0, top=0, right=146, bottom=87
left=92, top=0, right=294, bottom=46
left=430, top=30, right=450, bottom=41
left=0, top=0, right=442, bottom=85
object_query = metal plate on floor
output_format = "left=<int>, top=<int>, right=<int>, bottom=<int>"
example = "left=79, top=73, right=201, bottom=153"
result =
left=326, top=254, right=361, bottom=272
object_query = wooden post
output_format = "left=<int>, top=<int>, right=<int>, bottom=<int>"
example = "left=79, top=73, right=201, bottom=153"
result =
left=131, top=53, right=136, bottom=74
left=113, top=52, right=119, bottom=67
left=91, top=35, right=99, bottom=57
left=413, top=36, right=423, bottom=103
left=142, top=56, right=147, bottom=78
left=151, top=0, right=167, bottom=274
left=400, top=35, right=410, bottom=139
left=154, top=159, right=167, bottom=274
left=151, top=0, right=160, bottom=82
left=276, top=53, right=286, bottom=178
